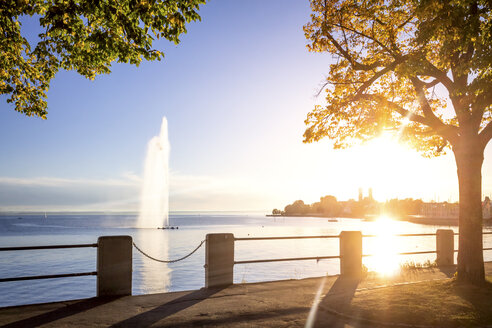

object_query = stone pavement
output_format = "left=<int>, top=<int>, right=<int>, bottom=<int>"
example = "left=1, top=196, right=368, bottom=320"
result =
left=1, top=263, right=491, bottom=328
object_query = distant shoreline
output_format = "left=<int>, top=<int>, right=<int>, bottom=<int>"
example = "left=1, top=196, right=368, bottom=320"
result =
left=266, top=214, right=492, bottom=226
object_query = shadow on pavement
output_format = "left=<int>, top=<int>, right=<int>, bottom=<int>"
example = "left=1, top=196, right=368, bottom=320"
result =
left=110, top=287, right=225, bottom=327
left=313, top=276, right=360, bottom=328
left=170, top=306, right=307, bottom=327
left=2, top=297, right=119, bottom=328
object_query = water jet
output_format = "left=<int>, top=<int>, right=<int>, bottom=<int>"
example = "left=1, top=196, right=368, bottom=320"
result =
left=137, top=117, right=170, bottom=228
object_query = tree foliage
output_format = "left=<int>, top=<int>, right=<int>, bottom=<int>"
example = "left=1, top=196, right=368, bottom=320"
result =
left=284, top=200, right=310, bottom=215
left=0, top=0, right=205, bottom=118
left=303, top=0, right=492, bottom=157
left=304, top=0, right=492, bottom=284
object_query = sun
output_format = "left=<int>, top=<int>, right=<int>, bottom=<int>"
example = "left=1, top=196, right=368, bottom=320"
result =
left=342, top=133, right=433, bottom=201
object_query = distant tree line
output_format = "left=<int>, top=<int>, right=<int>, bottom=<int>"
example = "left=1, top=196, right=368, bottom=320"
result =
left=383, top=198, right=424, bottom=217
left=272, top=196, right=424, bottom=218
left=272, top=195, right=350, bottom=217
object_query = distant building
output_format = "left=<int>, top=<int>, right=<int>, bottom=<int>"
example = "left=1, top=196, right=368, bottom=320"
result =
left=420, top=198, right=492, bottom=219
left=483, top=197, right=491, bottom=219
left=358, top=187, right=374, bottom=201
left=420, top=202, right=459, bottom=219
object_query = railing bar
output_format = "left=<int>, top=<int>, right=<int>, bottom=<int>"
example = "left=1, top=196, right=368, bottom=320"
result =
left=363, top=233, right=437, bottom=238
left=397, top=250, right=437, bottom=255
left=0, top=244, right=98, bottom=251
left=235, top=255, right=340, bottom=264
left=395, top=233, right=438, bottom=237
left=363, top=250, right=437, bottom=257
left=483, top=248, right=492, bottom=251
left=0, top=271, right=97, bottom=282
left=235, top=236, right=339, bottom=241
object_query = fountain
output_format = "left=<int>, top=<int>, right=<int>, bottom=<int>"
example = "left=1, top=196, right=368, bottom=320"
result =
left=137, top=117, right=171, bottom=228
left=134, top=117, right=172, bottom=293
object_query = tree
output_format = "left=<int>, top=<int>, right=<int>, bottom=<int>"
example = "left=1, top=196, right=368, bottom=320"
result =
left=1, top=0, right=205, bottom=118
left=272, top=208, right=282, bottom=215
left=304, top=0, right=491, bottom=284
left=318, top=195, right=341, bottom=216
left=284, top=200, right=310, bottom=215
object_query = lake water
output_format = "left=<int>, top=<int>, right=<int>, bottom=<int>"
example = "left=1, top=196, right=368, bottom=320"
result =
left=1, top=213, right=492, bottom=307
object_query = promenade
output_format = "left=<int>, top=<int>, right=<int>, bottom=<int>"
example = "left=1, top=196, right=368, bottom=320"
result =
left=2, top=262, right=491, bottom=327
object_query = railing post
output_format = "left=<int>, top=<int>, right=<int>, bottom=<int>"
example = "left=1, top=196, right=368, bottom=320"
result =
left=436, top=229, right=454, bottom=266
left=339, top=231, right=362, bottom=278
left=97, top=235, right=132, bottom=297
left=205, top=233, right=234, bottom=288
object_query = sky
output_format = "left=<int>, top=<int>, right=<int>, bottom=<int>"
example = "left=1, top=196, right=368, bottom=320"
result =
left=1, top=0, right=492, bottom=212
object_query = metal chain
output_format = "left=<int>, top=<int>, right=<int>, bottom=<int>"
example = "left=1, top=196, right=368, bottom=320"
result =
left=132, top=239, right=206, bottom=263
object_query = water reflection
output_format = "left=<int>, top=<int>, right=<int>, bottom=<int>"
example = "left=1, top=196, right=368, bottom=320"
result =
left=134, top=229, right=171, bottom=294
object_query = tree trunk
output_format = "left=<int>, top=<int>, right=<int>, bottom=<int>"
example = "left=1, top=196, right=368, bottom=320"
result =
left=453, top=138, right=485, bottom=285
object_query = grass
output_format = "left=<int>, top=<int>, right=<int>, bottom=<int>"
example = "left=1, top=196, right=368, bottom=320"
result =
left=399, top=259, right=438, bottom=272
left=322, top=276, right=492, bottom=327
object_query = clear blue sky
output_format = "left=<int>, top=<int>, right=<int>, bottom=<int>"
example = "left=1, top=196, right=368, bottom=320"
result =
left=1, top=0, right=491, bottom=212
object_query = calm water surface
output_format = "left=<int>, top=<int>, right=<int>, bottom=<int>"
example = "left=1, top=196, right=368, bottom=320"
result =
left=1, top=213, right=491, bottom=307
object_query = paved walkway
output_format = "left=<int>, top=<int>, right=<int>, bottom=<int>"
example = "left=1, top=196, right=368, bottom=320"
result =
left=1, top=263, right=491, bottom=327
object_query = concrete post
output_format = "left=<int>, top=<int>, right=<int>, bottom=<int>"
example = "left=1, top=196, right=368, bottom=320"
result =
left=97, top=235, right=132, bottom=297
left=436, top=229, right=454, bottom=266
left=205, top=233, right=234, bottom=288
left=339, top=231, right=363, bottom=278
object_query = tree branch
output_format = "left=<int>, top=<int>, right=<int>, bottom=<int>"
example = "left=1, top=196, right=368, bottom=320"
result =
left=356, top=93, right=458, bottom=144
left=354, top=59, right=401, bottom=97
left=330, top=22, right=394, bottom=56
left=315, top=79, right=365, bottom=97
left=419, top=78, right=440, bottom=89
left=410, top=77, right=444, bottom=123
left=356, top=93, right=427, bottom=125
left=324, top=32, right=382, bottom=70
left=397, top=12, right=415, bottom=30
left=421, top=59, right=454, bottom=90
left=479, top=120, right=492, bottom=147
left=470, top=92, right=489, bottom=131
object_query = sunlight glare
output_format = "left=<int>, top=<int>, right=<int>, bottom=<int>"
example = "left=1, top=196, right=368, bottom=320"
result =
left=366, top=216, right=400, bottom=276
left=343, top=132, right=432, bottom=201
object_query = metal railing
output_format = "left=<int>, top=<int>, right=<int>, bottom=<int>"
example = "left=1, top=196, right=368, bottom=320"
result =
left=0, top=243, right=98, bottom=283
left=234, top=235, right=340, bottom=265
left=233, top=231, right=492, bottom=266
left=234, top=235, right=339, bottom=241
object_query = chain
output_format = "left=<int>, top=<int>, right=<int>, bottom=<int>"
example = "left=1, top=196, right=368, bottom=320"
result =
left=132, top=239, right=206, bottom=263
